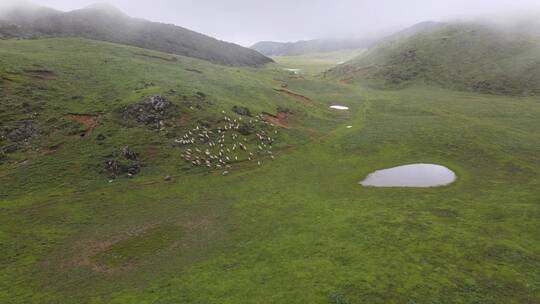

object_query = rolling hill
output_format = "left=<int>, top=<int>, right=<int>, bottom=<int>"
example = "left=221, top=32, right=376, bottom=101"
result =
left=251, top=37, right=377, bottom=56
left=0, top=2, right=273, bottom=66
left=327, top=22, right=540, bottom=95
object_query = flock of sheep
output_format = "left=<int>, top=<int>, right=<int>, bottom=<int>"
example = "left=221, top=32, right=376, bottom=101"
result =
left=175, top=111, right=278, bottom=175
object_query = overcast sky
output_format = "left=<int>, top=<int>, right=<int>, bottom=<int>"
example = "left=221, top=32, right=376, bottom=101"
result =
left=14, top=0, right=540, bottom=46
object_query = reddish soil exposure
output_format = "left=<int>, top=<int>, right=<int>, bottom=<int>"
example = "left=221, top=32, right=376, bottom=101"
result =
left=274, top=88, right=312, bottom=105
left=24, top=69, right=56, bottom=80
left=67, top=114, right=99, bottom=137
left=263, top=111, right=292, bottom=128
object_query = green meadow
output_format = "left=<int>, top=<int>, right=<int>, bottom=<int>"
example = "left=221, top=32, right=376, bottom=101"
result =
left=1, top=38, right=539, bottom=303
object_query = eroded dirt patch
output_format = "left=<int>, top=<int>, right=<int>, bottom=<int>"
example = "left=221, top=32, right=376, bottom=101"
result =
left=68, top=224, right=155, bottom=273
left=274, top=88, right=312, bottom=105
left=66, top=217, right=216, bottom=273
left=24, top=69, right=56, bottom=80
left=263, top=111, right=292, bottom=128
left=67, top=114, right=98, bottom=137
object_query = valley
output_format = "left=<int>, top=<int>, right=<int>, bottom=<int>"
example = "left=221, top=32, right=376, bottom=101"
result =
left=1, top=37, right=539, bottom=303
left=1, top=1, right=540, bottom=303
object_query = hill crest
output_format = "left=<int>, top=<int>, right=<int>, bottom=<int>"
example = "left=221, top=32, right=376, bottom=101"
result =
left=0, top=3, right=272, bottom=66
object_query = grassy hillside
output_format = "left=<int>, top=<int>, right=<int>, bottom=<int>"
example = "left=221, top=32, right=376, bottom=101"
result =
left=1, top=38, right=540, bottom=303
left=328, top=23, right=540, bottom=95
left=0, top=3, right=272, bottom=67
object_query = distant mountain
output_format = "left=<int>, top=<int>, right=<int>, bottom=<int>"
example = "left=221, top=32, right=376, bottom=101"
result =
left=327, top=22, right=540, bottom=95
left=0, top=2, right=273, bottom=66
left=251, top=38, right=378, bottom=57
left=250, top=22, right=445, bottom=57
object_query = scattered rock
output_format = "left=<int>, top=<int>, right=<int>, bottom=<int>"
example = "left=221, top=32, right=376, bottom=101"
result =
left=232, top=105, right=251, bottom=116
left=0, top=121, right=37, bottom=153
left=179, top=92, right=214, bottom=110
left=164, top=175, right=172, bottom=181
left=147, top=95, right=168, bottom=112
left=237, top=123, right=255, bottom=135
left=104, top=159, right=121, bottom=177
left=120, top=95, right=176, bottom=129
left=121, top=146, right=139, bottom=161
left=103, top=146, right=142, bottom=179
left=2, top=144, right=19, bottom=154
left=1, top=121, right=36, bottom=142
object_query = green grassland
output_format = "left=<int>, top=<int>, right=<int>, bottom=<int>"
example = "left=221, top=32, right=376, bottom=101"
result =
left=273, top=49, right=365, bottom=75
left=1, top=38, right=540, bottom=303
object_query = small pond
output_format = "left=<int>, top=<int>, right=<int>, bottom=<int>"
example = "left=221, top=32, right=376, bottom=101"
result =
left=330, top=105, right=349, bottom=110
left=359, top=163, right=456, bottom=188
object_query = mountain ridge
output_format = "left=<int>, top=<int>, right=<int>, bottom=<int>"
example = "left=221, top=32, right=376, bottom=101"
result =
left=0, top=2, right=273, bottom=66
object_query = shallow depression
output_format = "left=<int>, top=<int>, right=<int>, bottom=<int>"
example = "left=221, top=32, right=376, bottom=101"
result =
left=360, top=163, right=456, bottom=188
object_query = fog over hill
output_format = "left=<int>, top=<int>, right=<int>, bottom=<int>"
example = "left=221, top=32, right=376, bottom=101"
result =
left=327, top=21, right=540, bottom=95
left=0, top=1, right=273, bottom=66
left=12, top=0, right=540, bottom=46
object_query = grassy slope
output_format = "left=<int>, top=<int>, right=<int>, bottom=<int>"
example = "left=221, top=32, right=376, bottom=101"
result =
left=1, top=38, right=540, bottom=303
left=328, top=23, right=540, bottom=95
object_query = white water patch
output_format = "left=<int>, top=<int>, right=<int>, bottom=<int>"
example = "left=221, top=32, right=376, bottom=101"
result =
left=360, top=164, right=456, bottom=188
left=330, top=105, right=349, bottom=110
left=284, top=68, right=301, bottom=74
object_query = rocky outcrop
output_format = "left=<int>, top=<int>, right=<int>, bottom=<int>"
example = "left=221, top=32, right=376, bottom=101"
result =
left=0, top=120, right=37, bottom=153
left=232, top=105, right=251, bottom=116
left=103, top=146, right=141, bottom=178
left=120, top=95, right=175, bottom=130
